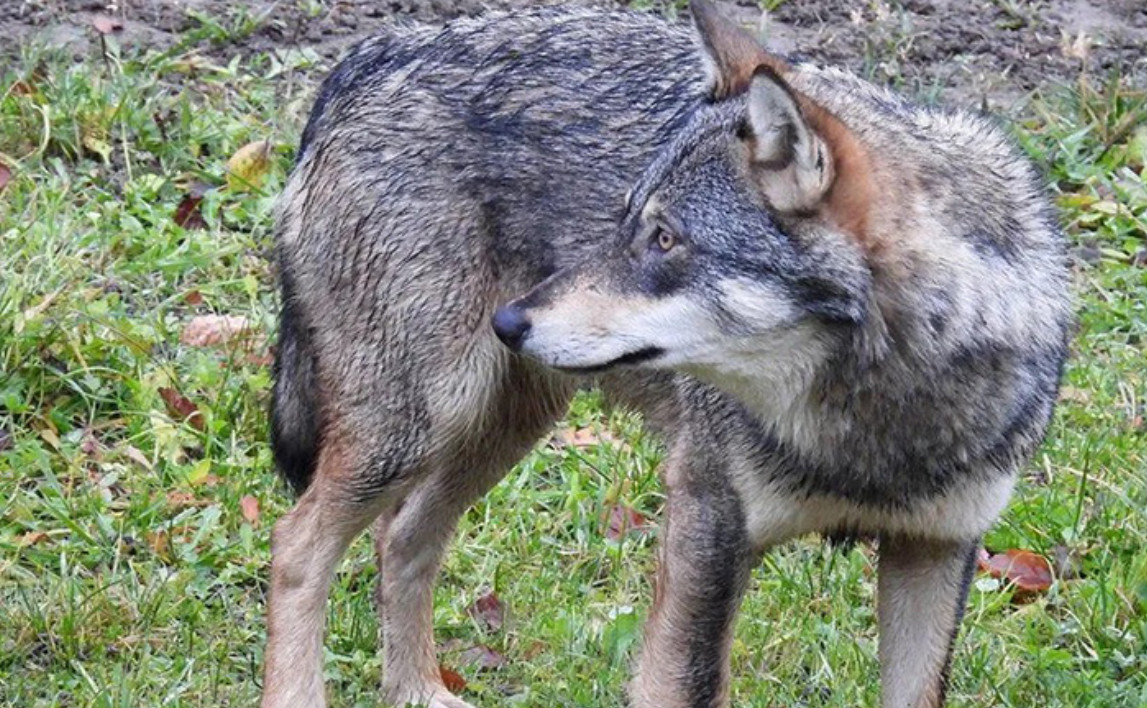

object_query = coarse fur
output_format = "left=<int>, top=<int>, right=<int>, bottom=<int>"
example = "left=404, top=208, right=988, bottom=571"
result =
left=265, top=3, right=1072, bottom=708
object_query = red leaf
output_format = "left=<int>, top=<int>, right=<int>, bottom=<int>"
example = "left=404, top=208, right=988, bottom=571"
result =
left=158, top=387, right=205, bottom=431
left=459, top=645, right=506, bottom=671
left=92, top=15, right=124, bottom=34
left=0, top=162, right=11, bottom=192
left=240, top=495, right=260, bottom=525
left=979, top=548, right=1054, bottom=598
left=439, top=665, right=466, bottom=693
left=467, top=591, right=504, bottom=633
left=173, top=193, right=207, bottom=229
left=606, top=504, right=651, bottom=540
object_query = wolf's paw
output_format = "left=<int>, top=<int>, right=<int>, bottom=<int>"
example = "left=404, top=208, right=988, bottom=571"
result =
left=387, top=686, right=477, bottom=708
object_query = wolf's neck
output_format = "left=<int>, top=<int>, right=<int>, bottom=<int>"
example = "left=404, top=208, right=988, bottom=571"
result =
left=679, top=324, right=834, bottom=455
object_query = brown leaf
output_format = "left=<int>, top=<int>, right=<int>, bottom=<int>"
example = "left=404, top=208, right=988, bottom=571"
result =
left=458, top=645, right=507, bottom=671
left=467, top=591, right=504, bottom=633
left=158, top=387, right=205, bottom=431
left=439, top=665, right=467, bottom=693
left=240, top=495, right=260, bottom=525
left=147, top=529, right=169, bottom=555
left=0, top=429, right=12, bottom=453
left=0, top=161, right=11, bottom=193
left=184, top=289, right=204, bottom=305
left=91, top=15, right=124, bottom=34
left=11, top=80, right=36, bottom=96
left=165, top=490, right=210, bottom=509
left=18, top=531, right=49, bottom=547
left=173, top=193, right=207, bottom=229
left=606, top=504, right=651, bottom=541
left=180, top=314, right=253, bottom=348
left=979, top=549, right=1054, bottom=598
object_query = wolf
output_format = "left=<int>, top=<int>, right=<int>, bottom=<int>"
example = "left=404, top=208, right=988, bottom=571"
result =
left=264, top=2, right=1071, bottom=707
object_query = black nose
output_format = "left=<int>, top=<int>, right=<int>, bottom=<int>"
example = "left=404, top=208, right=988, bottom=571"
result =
left=491, top=305, right=531, bottom=351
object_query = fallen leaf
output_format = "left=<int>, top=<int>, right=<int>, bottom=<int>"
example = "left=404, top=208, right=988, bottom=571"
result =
left=147, top=530, right=172, bottom=560
left=226, top=140, right=273, bottom=191
left=1058, top=386, right=1090, bottom=405
left=606, top=504, right=651, bottom=541
left=184, top=289, right=204, bottom=305
left=0, top=162, right=11, bottom=192
left=173, top=193, right=207, bottom=229
left=0, top=429, right=11, bottom=453
left=11, top=80, right=36, bottom=96
left=82, top=133, right=112, bottom=162
left=18, top=531, right=49, bottom=547
left=459, top=645, right=506, bottom=671
left=439, top=665, right=466, bottom=693
left=91, top=15, right=124, bottom=34
left=467, top=591, right=504, bottom=633
left=165, top=491, right=211, bottom=509
left=159, top=387, right=205, bottom=431
left=180, top=314, right=252, bottom=348
left=978, top=548, right=1054, bottom=598
left=80, top=431, right=101, bottom=458
left=123, top=445, right=152, bottom=470
left=240, top=495, right=260, bottom=525
left=552, top=425, right=617, bottom=448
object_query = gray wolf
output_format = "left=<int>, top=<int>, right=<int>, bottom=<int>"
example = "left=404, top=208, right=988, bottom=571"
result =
left=264, top=2, right=1071, bottom=707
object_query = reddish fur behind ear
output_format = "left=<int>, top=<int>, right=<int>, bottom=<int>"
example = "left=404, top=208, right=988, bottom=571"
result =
left=692, top=0, right=789, bottom=99
left=798, top=99, right=875, bottom=247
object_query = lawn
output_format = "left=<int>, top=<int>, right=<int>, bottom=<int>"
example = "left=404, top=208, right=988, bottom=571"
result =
left=2, top=13, right=1146, bottom=708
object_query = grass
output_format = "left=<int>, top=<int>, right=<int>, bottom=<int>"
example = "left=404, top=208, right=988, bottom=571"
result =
left=2, top=13, right=1146, bottom=708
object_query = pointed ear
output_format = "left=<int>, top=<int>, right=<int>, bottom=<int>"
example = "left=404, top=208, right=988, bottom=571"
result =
left=691, top=0, right=789, bottom=99
left=744, top=67, right=873, bottom=243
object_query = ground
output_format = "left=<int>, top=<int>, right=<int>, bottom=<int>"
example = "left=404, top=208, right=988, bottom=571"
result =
left=3, top=0, right=1144, bottom=105
left=1, top=1, right=1146, bottom=707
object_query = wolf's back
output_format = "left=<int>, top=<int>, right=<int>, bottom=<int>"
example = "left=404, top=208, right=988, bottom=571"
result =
left=270, top=9, right=706, bottom=494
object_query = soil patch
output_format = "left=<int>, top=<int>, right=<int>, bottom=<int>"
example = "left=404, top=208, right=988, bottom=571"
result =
left=2, top=0, right=1144, bottom=110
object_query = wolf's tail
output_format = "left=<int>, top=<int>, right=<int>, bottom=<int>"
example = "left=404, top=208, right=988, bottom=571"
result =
left=270, top=269, right=321, bottom=495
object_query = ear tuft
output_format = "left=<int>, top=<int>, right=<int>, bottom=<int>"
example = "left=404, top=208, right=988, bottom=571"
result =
left=691, top=0, right=789, bottom=100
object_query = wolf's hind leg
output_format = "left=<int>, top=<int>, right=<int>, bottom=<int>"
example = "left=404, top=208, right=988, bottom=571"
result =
left=262, top=441, right=402, bottom=708
left=375, top=362, right=572, bottom=708
left=877, top=534, right=979, bottom=708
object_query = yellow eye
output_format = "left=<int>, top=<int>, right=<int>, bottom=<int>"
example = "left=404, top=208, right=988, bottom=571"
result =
left=657, top=228, right=676, bottom=252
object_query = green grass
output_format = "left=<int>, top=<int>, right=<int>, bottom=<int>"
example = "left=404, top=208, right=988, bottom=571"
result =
left=2, top=25, right=1146, bottom=708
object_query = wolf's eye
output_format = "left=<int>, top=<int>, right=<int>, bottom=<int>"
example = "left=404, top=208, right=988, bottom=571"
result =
left=655, top=228, right=676, bottom=252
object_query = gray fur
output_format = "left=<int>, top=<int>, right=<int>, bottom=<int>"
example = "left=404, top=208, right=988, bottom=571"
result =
left=265, top=4, right=1071, bottom=708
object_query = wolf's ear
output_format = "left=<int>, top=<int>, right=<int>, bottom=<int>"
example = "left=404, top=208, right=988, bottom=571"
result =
left=745, top=67, right=873, bottom=242
left=691, top=0, right=788, bottom=100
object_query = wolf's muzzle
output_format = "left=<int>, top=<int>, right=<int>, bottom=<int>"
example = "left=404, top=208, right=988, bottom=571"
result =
left=491, top=304, right=531, bottom=351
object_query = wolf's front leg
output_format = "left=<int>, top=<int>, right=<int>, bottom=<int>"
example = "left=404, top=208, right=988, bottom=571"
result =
left=629, top=464, right=755, bottom=708
left=877, top=534, right=980, bottom=708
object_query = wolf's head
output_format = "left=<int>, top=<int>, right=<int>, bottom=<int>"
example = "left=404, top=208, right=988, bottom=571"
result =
left=493, top=0, right=876, bottom=401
